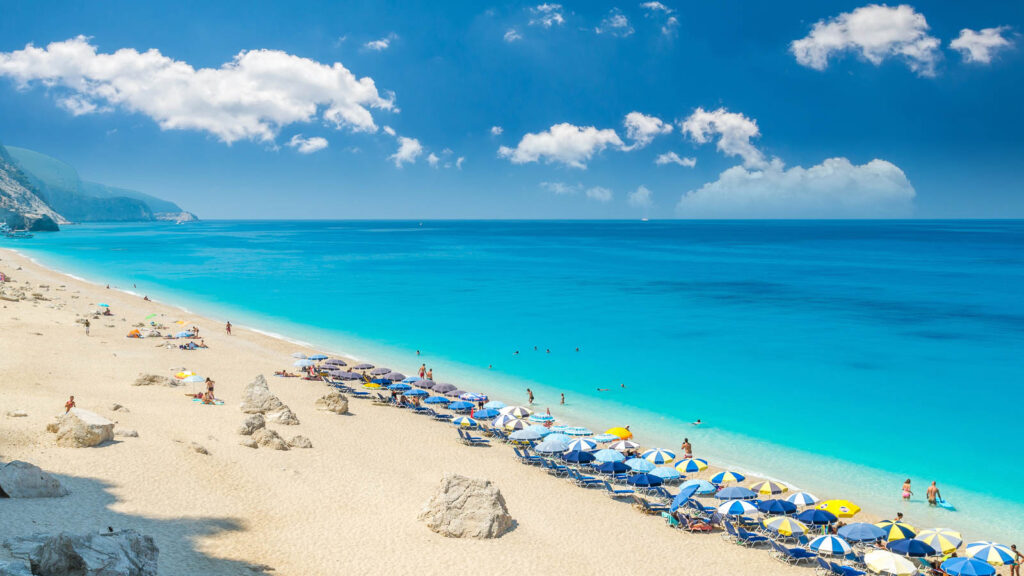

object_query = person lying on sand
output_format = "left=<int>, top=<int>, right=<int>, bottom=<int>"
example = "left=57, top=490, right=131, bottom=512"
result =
left=274, top=370, right=299, bottom=377
left=202, top=390, right=215, bottom=405
left=102, top=308, right=112, bottom=316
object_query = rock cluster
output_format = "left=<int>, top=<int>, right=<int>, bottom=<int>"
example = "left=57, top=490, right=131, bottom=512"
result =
left=0, top=461, right=68, bottom=498
left=131, top=374, right=178, bottom=387
left=239, top=375, right=299, bottom=425
left=236, top=414, right=265, bottom=436
left=418, top=474, right=514, bottom=539
left=2, top=529, right=158, bottom=576
left=54, top=409, right=114, bottom=448
left=250, top=428, right=289, bottom=451
left=314, top=391, right=349, bottom=415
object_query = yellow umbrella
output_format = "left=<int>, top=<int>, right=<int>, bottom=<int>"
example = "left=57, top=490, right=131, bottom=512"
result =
left=764, top=517, right=808, bottom=537
left=864, top=551, right=917, bottom=576
left=175, top=320, right=188, bottom=325
left=915, top=529, right=962, bottom=555
left=875, top=520, right=917, bottom=541
left=175, top=371, right=195, bottom=379
left=818, top=499, right=861, bottom=518
left=605, top=427, right=633, bottom=440
left=750, top=480, right=788, bottom=496
left=363, top=382, right=381, bottom=389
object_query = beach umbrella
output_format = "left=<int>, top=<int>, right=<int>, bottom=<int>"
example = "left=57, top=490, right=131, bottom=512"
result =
left=750, top=480, right=788, bottom=496
left=404, top=389, right=428, bottom=397
left=528, top=414, right=555, bottom=424
left=443, top=389, right=468, bottom=399
left=608, top=440, right=640, bottom=452
left=175, top=331, right=193, bottom=338
left=563, top=426, right=593, bottom=437
left=758, top=499, right=798, bottom=515
left=352, top=363, right=374, bottom=370
left=432, top=383, right=457, bottom=394
left=594, top=449, right=626, bottom=463
left=797, top=509, right=838, bottom=526
left=451, top=416, right=478, bottom=428
left=416, top=379, right=436, bottom=389
left=838, top=522, right=886, bottom=543
left=624, top=458, right=656, bottom=472
left=182, top=375, right=204, bottom=383
left=964, top=542, right=1014, bottom=566
left=534, top=437, right=570, bottom=453
left=448, top=401, right=474, bottom=411
left=424, top=396, right=451, bottom=405
left=864, top=551, right=918, bottom=576
left=384, top=372, right=406, bottom=381
left=651, top=466, right=682, bottom=481
left=915, top=529, right=963, bottom=555
left=460, top=392, right=488, bottom=402
left=544, top=433, right=572, bottom=445
left=641, top=448, right=676, bottom=465
left=500, top=405, right=532, bottom=418
left=809, top=535, right=853, bottom=556
left=370, top=367, right=391, bottom=375
left=875, top=521, right=917, bottom=542
left=591, top=433, right=619, bottom=443
left=550, top=425, right=569, bottom=433
left=333, top=371, right=361, bottom=380
left=504, top=419, right=527, bottom=431
left=526, top=425, right=552, bottom=437
left=402, top=376, right=422, bottom=383
left=675, top=458, right=709, bottom=473
left=605, top=427, right=632, bottom=439
left=291, top=352, right=307, bottom=358
left=887, top=539, right=937, bottom=558
left=483, top=400, right=506, bottom=409
left=174, top=320, right=188, bottom=325
left=718, top=499, right=758, bottom=516
left=941, top=558, right=996, bottom=576
left=324, top=358, right=347, bottom=366
left=819, top=499, right=861, bottom=518
left=627, top=473, right=664, bottom=488
left=566, top=438, right=598, bottom=452
left=508, top=429, right=542, bottom=442
left=715, top=486, right=757, bottom=500
left=362, top=382, right=382, bottom=389
left=293, top=359, right=314, bottom=367
left=308, top=354, right=328, bottom=361
left=387, top=383, right=411, bottom=391
left=595, top=461, right=630, bottom=474
left=711, top=471, right=746, bottom=484
left=679, top=479, right=717, bottom=495
left=670, top=484, right=700, bottom=512
left=562, top=450, right=596, bottom=464
left=491, top=414, right=517, bottom=428
left=764, top=517, right=809, bottom=537
left=786, top=492, right=819, bottom=507
left=472, top=408, right=500, bottom=419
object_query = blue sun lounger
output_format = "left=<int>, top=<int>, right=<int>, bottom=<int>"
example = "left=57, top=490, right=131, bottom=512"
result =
left=770, top=540, right=817, bottom=564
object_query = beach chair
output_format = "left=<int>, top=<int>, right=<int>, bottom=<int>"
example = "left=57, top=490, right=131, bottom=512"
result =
left=678, top=513, right=715, bottom=533
left=349, top=390, right=371, bottom=399
left=457, top=429, right=490, bottom=446
left=568, top=468, right=604, bottom=488
left=648, top=486, right=674, bottom=501
left=830, top=561, right=866, bottom=576
left=373, top=393, right=390, bottom=405
left=602, top=481, right=635, bottom=499
left=431, top=411, right=451, bottom=422
left=769, top=540, right=817, bottom=564
left=541, top=459, right=570, bottom=477
left=724, top=520, right=769, bottom=547
left=631, top=495, right=670, bottom=515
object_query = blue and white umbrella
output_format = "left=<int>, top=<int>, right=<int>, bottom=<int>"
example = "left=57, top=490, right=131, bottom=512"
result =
left=566, top=438, right=598, bottom=452
left=492, top=414, right=517, bottom=428
left=641, top=448, right=677, bottom=465
left=529, top=414, right=555, bottom=424
left=718, top=499, right=758, bottom=516
left=424, top=396, right=451, bottom=405
left=608, top=440, right=640, bottom=452
left=451, top=416, right=478, bottom=428
left=293, top=359, right=314, bottom=367
left=563, top=426, right=593, bottom=436
left=534, top=437, right=570, bottom=453
left=625, top=458, right=656, bottom=472
left=483, top=400, right=506, bottom=410
left=508, top=429, right=542, bottom=441
left=786, top=492, right=819, bottom=507
left=965, top=542, right=1015, bottom=566
left=526, top=425, right=553, bottom=437
left=680, top=479, right=717, bottom=495
left=711, top=471, right=746, bottom=484
left=594, top=449, right=626, bottom=463
left=402, top=376, right=422, bottom=383
left=308, top=354, right=328, bottom=361
left=941, top=558, right=997, bottom=576
left=809, top=535, right=853, bottom=556
left=591, top=433, right=619, bottom=443
left=460, top=392, right=488, bottom=402
left=651, top=466, right=682, bottom=481
left=291, top=352, right=307, bottom=358
left=550, top=425, right=569, bottom=433
left=504, top=419, right=527, bottom=431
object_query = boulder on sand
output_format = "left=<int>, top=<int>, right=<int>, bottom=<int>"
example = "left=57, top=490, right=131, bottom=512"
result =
left=418, top=474, right=513, bottom=539
left=251, top=428, right=289, bottom=451
left=288, top=435, right=313, bottom=449
left=314, top=391, right=349, bottom=415
left=5, top=410, right=27, bottom=418
left=236, top=414, right=265, bottom=436
left=265, top=407, right=299, bottom=426
left=3, top=529, right=158, bottom=576
left=132, top=374, right=177, bottom=387
left=0, top=461, right=69, bottom=498
left=55, top=409, right=114, bottom=448
left=239, top=375, right=285, bottom=414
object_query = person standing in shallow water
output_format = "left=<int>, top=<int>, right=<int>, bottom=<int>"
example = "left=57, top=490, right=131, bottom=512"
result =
left=527, top=388, right=534, bottom=404
left=560, top=393, right=564, bottom=405
left=902, top=479, right=913, bottom=501
left=926, top=481, right=941, bottom=506
left=418, top=364, right=426, bottom=379
left=426, top=368, right=433, bottom=380
left=681, top=438, right=692, bottom=459
left=83, top=319, right=90, bottom=336
left=225, top=321, right=232, bottom=335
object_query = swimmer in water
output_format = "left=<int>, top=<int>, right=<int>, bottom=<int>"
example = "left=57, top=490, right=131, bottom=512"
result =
left=596, top=388, right=610, bottom=392
left=692, top=419, right=702, bottom=426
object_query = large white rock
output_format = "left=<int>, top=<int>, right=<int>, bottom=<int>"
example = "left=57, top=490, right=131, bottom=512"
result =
left=236, top=414, right=265, bottom=436
left=55, top=409, right=114, bottom=448
left=3, top=529, right=158, bottom=576
left=418, top=474, right=513, bottom=539
left=265, top=407, right=300, bottom=426
left=251, top=428, right=289, bottom=451
left=239, top=375, right=285, bottom=414
left=0, top=461, right=69, bottom=498
left=315, top=391, right=349, bottom=415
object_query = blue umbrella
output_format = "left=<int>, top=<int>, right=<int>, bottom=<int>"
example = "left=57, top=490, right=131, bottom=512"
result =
left=509, top=429, right=542, bottom=441
left=544, top=433, right=573, bottom=444
left=460, top=392, right=488, bottom=402
left=594, top=449, right=626, bottom=463
left=562, top=450, right=596, bottom=464
left=525, top=425, right=552, bottom=437
left=758, top=499, right=798, bottom=515
left=98, top=303, right=110, bottom=307
left=550, top=425, right=569, bottom=433
left=402, top=376, right=422, bottom=383
left=715, top=486, right=758, bottom=500
left=308, top=354, right=328, bottom=361
left=624, top=458, right=656, bottom=472
left=651, top=467, right=682, bottom=481
left=797, top=509, right=838, bottom=525
left=670, top=484, right=700, bottom=512
left=838, top=523, right=886, bottom=543
left=424, top=396, right=451, bottom=405
left=680, top=479, right=717, bottom=495
left=591, top=433, right=619, bottom=443
left=404, top=389, right=428, bottom=397
left=627, top=473, right=664, bottom=487
left=175, top=331, right=192, bottom=338
left=534, top=437, right=570, bottom=453
left=566, top=438, right=598, bottom=452
left=472, top=408, right=500, bottom=419
left=387, top=383, right=412, bottom=391
left=448, top=400, right=474, bottom=411
left=483, top=400, right=506, bottom=409
left=888, top=539, right=938, bottom=558
left=941, top=558, right=996, bottom=576
left=594, top=461, right=630, bottom=474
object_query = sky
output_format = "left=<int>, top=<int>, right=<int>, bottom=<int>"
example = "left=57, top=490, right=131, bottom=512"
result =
left=0, top=0, right=1021, bottom=219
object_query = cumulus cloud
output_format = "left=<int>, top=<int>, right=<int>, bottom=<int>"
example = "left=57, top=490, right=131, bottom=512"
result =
left=950, top=27, right=1015, bottom=64
left=676, top=157, right=915, bottom=218
left=596, top=9, right=634, bottom=37
left=790, top=4, right=941, bottom=76
left=623, top=111, right=672, bottom=150
left=287, top=134, right=329, bottom=154
left=427, top=153, right=441, bottom=167
left=390, top=136, right=423, bottom=167
left=628, top=185, right=653, bottom=208
left=363, top=33, right=397, bottom=52
left=540, top=181, right=581, bottom=195
left=58, top=94, right=104, bottom=116
left=640, top=2, right=672, bottom=13
left=586, top=186, right=613, bottom=202
left=504, top=28, right=523, bottom=42
left=681, top=107, right=766, bottom=169
left=641, top=2, right=677, bottom=36
left=662, top=16, right=679, bottom=36
left=529, top=4, right=565, bottom=28
left=654, top=151, right=696, bottom=167
left=490, top=125, right=504, bottom=135
left=498, top=122, right=625, bottom=169
left=382, top=125, right=397, bottom=137
left=0, top=36, right=394, bottom=144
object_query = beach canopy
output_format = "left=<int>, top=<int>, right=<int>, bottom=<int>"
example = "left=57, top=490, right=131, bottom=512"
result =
left=679, top=479, right=717, bottom=495
left=887, top=539, right=937, bottom=558
left=528, top=414, right=554, bottom=424
left=675, top=458, right=708, bottom=473
left=670, top=484, right=699, bottom=512
left=964, top=542, right=1015, bottom=566
left=448, top=401, right=474, bottom=411
left=864, top=551, right=918, bottom=576
left=839, top=522, right=886, bottom=543
left=352, top=363, right=374, bottom=370
left=594, top=449, right=626, bottom=463
left=711, top=471, right=746, bottom=484
left=424, top=396, right=451, bottom=404
left=651, top=466, right=682, bottom=481
left=451, top=416, right=478, bottom=428
left=796, top=509, right=838, bottom=526
left=563, top=426, right=593, bottom=437
left=608, top=440, right=639, bottom=452
left=483, top=400, right=506, bottom=409
left=764, top=517, right=808, bottom=537
left=370, top=367, right=391, bottom=375
left=624, top=458, right=655, bottom=473
left=876, top=521, right=917, bottom=542
left=460, top=393, right=487, bottom=402
left=750, top=480, right=788, bottom=496
left=941, top=558, right=997, bottom=576
left=565, top=438, right=598, bottom=452
left=718, top=499, right=758, bottom=516
left=308, top=354, right=328, bottom=361
left=562, top=450, right=596, bottom=464
left=809, top=535, right=853, bottom=556
left=605, top=427, right=633, bottom=439
left=534, top=437, right=570, bottom=453
left=472, top=408, right=500, bottom=419
left=757, top=499, right=798, bottom=515
left=627, top=473, right=664, bottom=488
left=504, top=419, right=527, bottom=431
left=915, top=529, right=963, bottom=555
left=591, top=433, right=619, bottom=443
left=508, top=429, right=542, bottom=441
left=641, top=448, right=676, bottom=465
left=595, top=461, right=630, bottom=474
left=715, top=486, right=757, bottom=500
left=500, top=405, right=532, bottom=418
left=819, top=499, right=861, bottom=518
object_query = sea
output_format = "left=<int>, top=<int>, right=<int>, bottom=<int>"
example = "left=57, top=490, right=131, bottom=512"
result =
left=8, top=220, right=1023, bottom=544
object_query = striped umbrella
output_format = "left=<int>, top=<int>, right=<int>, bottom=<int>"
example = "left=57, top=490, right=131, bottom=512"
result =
left=565, top=438, right=598, bottom=452
left=483, top=400, right=506, bottom=409
left=608, top=440, right=640, bottom=452
left=750, top=480, right=788, bottom=496
left=915, top=529, right=963, bottom=555
left=941, top=558, right=997, bottom=576
left=591, top=433, right=619, bottom=443
left=764, top=517, right=808, bottom=537
left=964, top=542, right=1015, bottom=566
left=528, top=414, right=555, bottom=424
left=460, top=392, right=487, bottom=402
left=786, top=492, right=819, bottom=507
left=503, top=419, right=527, bottom=431
left=887, top=539, right=937, bottom=558
left=718, top=499, right=759, bottom=516
left=809, top=535, right=853, bottom=556
left=818, top=499, right=860, bottom=518
left=500, top=406, right=533, bottom=418
left=641, top=448, right=676, bottom=465
left=875, top=520, right=917, bottom=542
left=675, top=458, right=709, bottom=473
left=563, top=426, right=593, bottom=437
left=711, top=471, right=746, bottom=484
left=491, top=414, right=518, bottom=428
left=651, top=466, right=682, bottom=481
left=624, top=458, right=656, bottom=472
left=594, top=449, right=626, bottom=463
left=864, top=551, right=917, bottom=576
left=451, top=416, right=478, bottom=428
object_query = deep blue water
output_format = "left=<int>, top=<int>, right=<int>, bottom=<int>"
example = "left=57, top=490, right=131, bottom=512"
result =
left=10, top=220, right=1024, bottom=543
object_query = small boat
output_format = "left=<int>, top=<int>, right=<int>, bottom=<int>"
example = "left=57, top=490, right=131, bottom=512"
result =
left=4, top=229, right=34, bottom=239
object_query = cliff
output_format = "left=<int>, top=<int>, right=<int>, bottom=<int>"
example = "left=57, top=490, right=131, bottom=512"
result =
left=0, top=144, right=62, bottom=231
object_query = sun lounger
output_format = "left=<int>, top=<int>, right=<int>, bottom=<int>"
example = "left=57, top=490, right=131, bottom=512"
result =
left=514, top=447, right=544, bottom=465
left=668, top=511, right=715, bottom=533
left=647, top=486, right=674, bottom=501
left=602, top=481, right=635, bottom=499
left=631, top=495, right=670, bottom=515
left=431, top=411, right=451, bottom=421
left=816, top=558, right=867, bottom=576
left=769, top=540, right=817, bottom=564
left=724, top=520, right=770, bottom=547
left=567, top=468, right=604, bottom=488
left=457, top=429, right=490, bottom=446
left=541, top=459, right=570, bottom=477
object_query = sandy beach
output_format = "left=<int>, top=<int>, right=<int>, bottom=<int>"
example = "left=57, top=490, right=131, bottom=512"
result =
left=0, top=247, right=1003, bottom=576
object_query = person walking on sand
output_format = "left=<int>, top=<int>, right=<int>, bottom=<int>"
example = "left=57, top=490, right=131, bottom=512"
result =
left=926, top=481, right=941, bottom=506
left=83, top=319, right=90, bottom=336
left=225, top=321, right=232, bottom=335
left=65, top=395, right=76, bottom=413
left=902, top=479, right=913, bottom=501
left=681, top=438, right=692, bottom=459
left=1009, top=544, right=1021, bottom=576
left=527, top=388, right=534, bottom=404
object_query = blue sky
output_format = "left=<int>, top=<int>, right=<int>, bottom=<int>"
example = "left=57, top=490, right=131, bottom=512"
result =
left=0, top=0, right=1021, bottom=219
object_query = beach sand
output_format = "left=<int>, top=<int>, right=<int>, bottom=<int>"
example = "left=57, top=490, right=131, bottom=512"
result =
left=0, top=248, right=945, bottom=575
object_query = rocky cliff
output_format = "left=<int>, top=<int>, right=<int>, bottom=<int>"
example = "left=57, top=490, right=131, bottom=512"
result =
left=0, top=144, right=62, bottom=231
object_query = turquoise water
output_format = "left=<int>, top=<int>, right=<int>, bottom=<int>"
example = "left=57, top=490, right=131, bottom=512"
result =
left=9, top=220, right=1024, bottom=543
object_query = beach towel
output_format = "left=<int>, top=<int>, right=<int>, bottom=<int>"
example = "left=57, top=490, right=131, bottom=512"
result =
left=190, top=398, right=224, bottom=406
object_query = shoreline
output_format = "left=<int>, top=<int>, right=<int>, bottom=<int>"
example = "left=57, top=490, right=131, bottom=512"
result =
left=1, top=246, right=1018, bottom=560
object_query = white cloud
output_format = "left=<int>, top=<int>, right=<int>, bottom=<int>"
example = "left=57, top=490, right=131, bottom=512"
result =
left=0, top=36, right=394, bottom=144
left=623, top=111, right=672, bottom=149
left=641, top=2, right=677, bottom=36
left=586, top=186, right=613, bottom=202
left=950, top=27, right=1014, bottom=64
left=681, top=107, right=766, bottom=168
left=390, top=137, right=422, bottom=167
left=490, top=125, right=504, bottom=135
left=676, top=157, right=915, bottom=218
left=790, top=4, right=941, bottom=76
left=529, top=4, right=565, bottom=28
left=540, top=181, right=581, bottom=195
left=427, top=152, right=440, bottom=167
left=363, top=33, right=397, bottom=52
left=628, top=185, right=653, bottom=208
left=596, top=10, right=634, bottom=37
left=382, top=125, right=397, bottom=137
left=662, top=16, right=679, bottom=36
left=58, top=94, right=103, bottom=116
left=504, top=28, right=523, bottom=42
left=287, top=134, right=329, bottom=154
left=456, top=156, right=465, bottom=169
left=640, top=2, right=672, bottom=14
left=655, top=151, right=696, bottom=167
left=498, top=122, right=624, bottom=169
